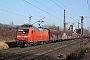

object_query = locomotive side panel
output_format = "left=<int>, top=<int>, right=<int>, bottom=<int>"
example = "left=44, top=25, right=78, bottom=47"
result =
left=31, top=29, right=49, bottom=42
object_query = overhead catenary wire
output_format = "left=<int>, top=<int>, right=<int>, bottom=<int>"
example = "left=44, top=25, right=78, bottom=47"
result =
left=57, top=0, right=79, bottom=17
left=0, top=4, right=45, bottom=18
left=51, top=0, right=63, bottom=10
left=34, top=0, right=62, bottom=16
left=51, top=0, right=79, bottom=23
left=0, top=4, right=30, bottom=15
left=70, top=17, right=80, bottom=24
left=0, top=4, right=46, bottom=22
left=23, top=0, right=62, bottom=21
left=66, top=11, right=79, bottom=21
left=57, top=0, right=80, bottom=21
left=0, top=8, right=28, bottom=18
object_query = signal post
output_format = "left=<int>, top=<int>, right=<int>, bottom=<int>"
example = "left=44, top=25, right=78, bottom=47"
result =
left=80, top=16, right=84, bottom=48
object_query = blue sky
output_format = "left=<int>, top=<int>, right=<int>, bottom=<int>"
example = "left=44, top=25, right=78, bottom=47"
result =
left=0, top=0, right=90, bottom=29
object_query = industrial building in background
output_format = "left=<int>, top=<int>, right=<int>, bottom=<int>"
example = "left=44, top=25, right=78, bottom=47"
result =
left=64, top=22, right=68, bottom=31
left=69, top=23, right=76, bottom=33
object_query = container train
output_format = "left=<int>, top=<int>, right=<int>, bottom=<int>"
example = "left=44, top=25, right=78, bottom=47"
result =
left=15, top=25, right=88, bottom=46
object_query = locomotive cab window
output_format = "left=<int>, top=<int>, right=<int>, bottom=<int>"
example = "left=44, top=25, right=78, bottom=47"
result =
left=18, top=29, right=29, bottom=33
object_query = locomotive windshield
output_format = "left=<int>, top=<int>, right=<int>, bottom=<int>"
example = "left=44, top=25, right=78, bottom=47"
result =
left=18, top=29, right=29, bottom=33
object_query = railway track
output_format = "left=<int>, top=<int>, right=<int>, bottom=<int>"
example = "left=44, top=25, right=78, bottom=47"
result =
left=0, top=39, right=75, bottom=54
left=0, top=38, right=89, bottom=60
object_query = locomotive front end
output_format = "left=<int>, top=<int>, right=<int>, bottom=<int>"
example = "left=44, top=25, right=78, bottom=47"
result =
left=16, top=28, right=29, bottom=46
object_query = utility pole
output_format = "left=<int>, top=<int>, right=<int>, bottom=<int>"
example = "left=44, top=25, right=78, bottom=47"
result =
left=64, top=9, right=65, bottom=31
left=58, top=26, right=59, bottom=31
left=88, top=27, right=89, bottom=32
left=88, top=27, right=90, bottom=37
left=29, top=15, right=32, bottom=25
left=81, top=16, right=84, bottom=36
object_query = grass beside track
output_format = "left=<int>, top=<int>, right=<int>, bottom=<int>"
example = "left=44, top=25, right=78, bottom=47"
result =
left=0, top=41, right=9, bottom=50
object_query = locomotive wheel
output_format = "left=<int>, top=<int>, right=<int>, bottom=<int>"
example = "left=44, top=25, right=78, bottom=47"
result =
left=44, top=41, right=49, bottom=44
left=43, top=41, right=45, bottom=44
left=33, top=43, right=37, bottom=46
left=27, top=43, right=31, bottom=47
left=41, top=41, right=44, bottom=45
left=41, top=41, right=45, bottom=45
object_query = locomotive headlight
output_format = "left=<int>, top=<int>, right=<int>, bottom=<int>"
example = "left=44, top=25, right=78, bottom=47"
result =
left=17, top=36, right=21, bottom=39
left=17, top=36, right=21, bottom=38
left=24, top=36, right=28, bottom=40
left=24, top=36, right=28, bottom=38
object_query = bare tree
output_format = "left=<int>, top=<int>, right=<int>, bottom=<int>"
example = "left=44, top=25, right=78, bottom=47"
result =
left=42, top=24, right=62, bottom=31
